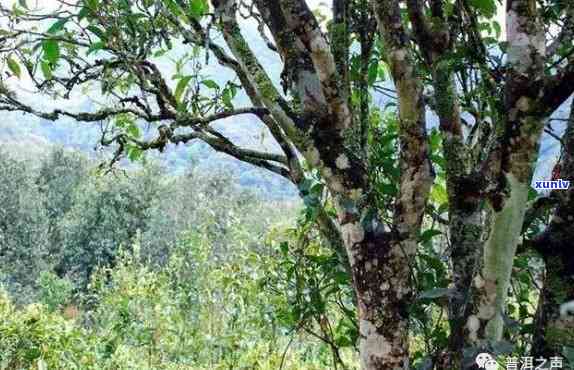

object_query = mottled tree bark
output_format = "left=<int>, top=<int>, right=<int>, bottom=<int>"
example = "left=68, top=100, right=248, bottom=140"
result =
left=468, top=0, right=546, bottom=343
left=405, top=1, right=485, bottom=363
left=366, top=1, right=434, bottom=368
left=531, top=101, right=574, bottom=358
left=215, top=2, right=434, bottom=368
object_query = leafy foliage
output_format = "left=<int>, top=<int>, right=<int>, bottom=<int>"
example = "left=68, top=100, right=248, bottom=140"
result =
left=0, top=152, right=49, bottom=303
left=0, top=230, right=350, bottom=369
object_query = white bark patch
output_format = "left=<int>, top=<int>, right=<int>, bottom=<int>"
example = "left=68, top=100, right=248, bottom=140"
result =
left=391, top=49, right=407, bottom=62
left=365, top=260, right=373, bottom=272
left=298, top=70, right=327, bottom=107
left=516, top=96, right=531, bottom=112
left=341, top=222, right=365, bottom=246
left=466, top=315, right=480, bottom=341
left=335, top=154, right=351, bottom=169
left=473, top=275, right=485, bottom=289
left=330, top=177, right=345, bottom=193
left=342, top=222, right=365, bottom=268
left=349, top=188, right=363, bottom=200
left=215, top=0, right=236, bottom=22
left=359, top=319, right=393, bottom=369
left=308, top=32, right=336, bottom=82
left=506, top=10, right=545, bottom=74
left=533, top=31, right=546, bottom=58
left=395, top=285, right=409, bottom=299
left=477, top=303, right=496, bottom=320
left=507, top=11, right=529, bottom=68
left=305, top=147, right=322, bottom=167
left=397, top=168, right=431, bottom=235
left=551, top=215, right=565, bottom=224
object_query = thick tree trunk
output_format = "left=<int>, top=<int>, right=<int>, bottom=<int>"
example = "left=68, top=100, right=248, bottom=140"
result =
left=431, top=60, right=485, bottom=365
left=343, top=226, right=414, bottom=369
left=466, top=0, right=546, bottom=345
left=532, top=252, right=574, bottom=358
left=218, top=2, right=434, bottom=368
left=471, top=175, right=530, bottom=340
left=365, top=1, right=434, bottom=368
left=445, top=207, right=483, bottom=360
left=531, top=101, right=574, bottom=358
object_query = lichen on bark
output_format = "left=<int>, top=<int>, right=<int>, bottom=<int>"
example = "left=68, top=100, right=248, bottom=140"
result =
left=477, top=173, right=530, bottom=340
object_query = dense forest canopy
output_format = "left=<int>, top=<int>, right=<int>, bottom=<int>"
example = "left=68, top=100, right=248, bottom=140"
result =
left=0, top=0, right=574, bottom=369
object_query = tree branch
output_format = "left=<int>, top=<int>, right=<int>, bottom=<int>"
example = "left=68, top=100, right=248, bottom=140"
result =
left=170, top=130, right=291, bottom=178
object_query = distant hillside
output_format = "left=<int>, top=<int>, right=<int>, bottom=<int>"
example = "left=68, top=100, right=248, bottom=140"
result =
left=0, top=108, right=298, bottom=199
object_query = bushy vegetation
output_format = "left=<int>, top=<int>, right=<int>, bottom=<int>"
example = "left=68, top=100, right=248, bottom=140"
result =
left=0, top=235, right=352, bottom=369
left=0, top=148, right=293, bottom=297
left=0, top=148, right=361, bottom=369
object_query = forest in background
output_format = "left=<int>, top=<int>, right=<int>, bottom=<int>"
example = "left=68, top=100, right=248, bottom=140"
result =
left=2, top=148, right=345, bottom=369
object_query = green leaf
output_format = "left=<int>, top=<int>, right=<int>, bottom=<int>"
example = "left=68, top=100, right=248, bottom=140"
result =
left=78, top=6, right=90, bottom=19
left=201, top=79, right=219, bottom=89
left=368, top=62, right=378, bottom=85
left=222, top=88, right=234, bottom=109
left=85, top=0, right=99, bottom=11
left=469, top=0, right=497, bottom=18
left=6, top=56, right=21, bottom=78
left=127, top=123, right=140, bottom=138
left=334, top=271, right=349, bottom=285
left=127, top=146, right=143, bottom=161
left=18, top=0, right=28, bottom=9
left=175, top=76, right=192, bottom=104
left=87, top=42, right=105, bottom=55
left=334, top=335, right=353, bottom=347
left=563, top=346, right=574, bottom=367
left=378, top=63, right=387, bottom=81
left=162, top=0, right=183, bottom=16
left=41, top=60, right=53, bottom=79
left=12, top=2, right=25, bottom=16
left=380, top=183, right=397, bottom=196
left=87, top=25, right=107, bottom=41
left=153, top=49, right=167, bottom=58
left=42, top=39, right=60, bottom=65
left=279, top=241, right=289, bottom=255
left=420, top=229, right=442, bottom=243
left=430, top=183, right=448, bottom=205
left=492, top=21, right=501, bottom=38
left=47, top=19, right=67, bottom=34
left=189, top=0, right=208, bottom=18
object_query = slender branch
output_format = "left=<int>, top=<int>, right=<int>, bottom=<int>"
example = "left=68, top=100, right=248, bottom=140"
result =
left=174, top=107, right=270, bottom=128
left=169, top=130, right=290, bottom=177
left=0, top=102, right=158, bottom=122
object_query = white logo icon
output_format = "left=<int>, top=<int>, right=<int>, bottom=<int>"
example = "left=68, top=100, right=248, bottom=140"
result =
left=484, top=359, right=498, bottom=370
left=476, top=353, right=498, bottom=369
